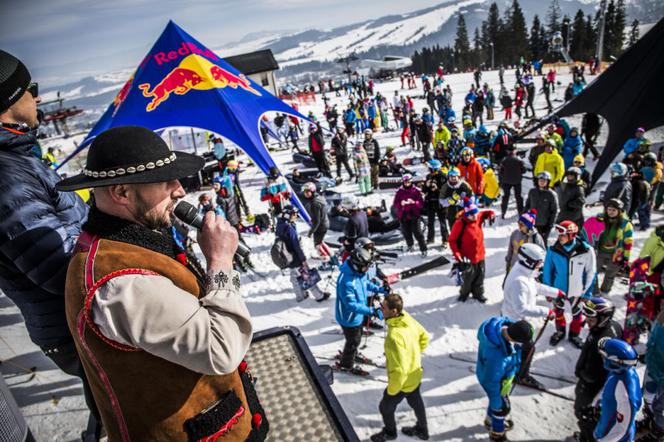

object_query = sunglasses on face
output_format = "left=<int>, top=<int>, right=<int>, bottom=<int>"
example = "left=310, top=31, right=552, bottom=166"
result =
left=27, top=82, right=38, bottom=98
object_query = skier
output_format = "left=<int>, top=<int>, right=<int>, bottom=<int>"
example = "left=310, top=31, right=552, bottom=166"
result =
left=393, top=174, right=427, bottom=257
left=603, top=162, right=633, bottom=210
left=594, top=199, right=633, bottom=296
left=301, top=182, right=330, bottom=255
left=364, top=129, right=381, bottom=190
left=276, top=205, right=330, bottom=302
left=449, top=198, right=495, bottom=303
left=370, top=293, right=430, bottom=442
left=439, top=168, right=474, bottom=238
left=637, top=310, right=664, bottom=440
left=260, top=166, right=291, bottom=225
left=573, top=298, right=623, bottom=442
left=335, top=247, right=386, bottom=375
left=593, top=338, right=642, bottom=441
left=525, top=172, right=559, bottom=242
left=477, top=317, right=534, bottom=442
left=423, top=159, right=448, bottom=247
left=499, top=146, right=526, bottom=218
left=556, top=167, right=586, bottom=230
left=331, top=129, right=355, bottom=181
left=505, top=211, right=546, bottom=273
left=534, top=140, right=565, bottom=188
left=542, top=221, right=597, bottom=348
left=502, top=244, right=561, bottom=389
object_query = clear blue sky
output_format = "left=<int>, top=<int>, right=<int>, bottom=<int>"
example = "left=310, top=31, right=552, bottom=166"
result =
left=1, top=0, right=439, bottom=88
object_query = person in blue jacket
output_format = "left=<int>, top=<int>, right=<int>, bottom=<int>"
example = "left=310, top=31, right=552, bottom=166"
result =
left=623, top=127, right=648, bottom=156
left=343, top=104, right=357, bottom=136
left=562, top=127, right=583, bottom=170
left=476, top=316, right=534, bottom=442
left=637, top=310, right=664, bottom=440
left=593, top=338, right=642, bottom=442
left=335, top=247, right=386, bottom=375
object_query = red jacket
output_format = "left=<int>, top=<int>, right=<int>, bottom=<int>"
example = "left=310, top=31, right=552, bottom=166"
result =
left=458, top=158, right=484, bottom=195
left=448, top=210, right=494, bottom=263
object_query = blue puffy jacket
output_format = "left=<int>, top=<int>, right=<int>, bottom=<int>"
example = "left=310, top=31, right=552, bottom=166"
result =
left=275, top=217, right=306, bottom=269
left=476, top=317, right=522, bottom=410
left=594, top=368, right=642, bottom=442
left=562, top=135, right=583, bottom=170
left=335, top=261, right=384, bottom=327
left=623, top=137, right=643, bottom=156
left=0, top=126, right=88, bottom=348
left=343, top=109, right=357, bottom=125
left=542, top=239, right=596, bottom=299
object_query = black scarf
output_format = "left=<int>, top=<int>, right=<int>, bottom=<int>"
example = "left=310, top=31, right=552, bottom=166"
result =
left=83, top=206, right=207, bottom=293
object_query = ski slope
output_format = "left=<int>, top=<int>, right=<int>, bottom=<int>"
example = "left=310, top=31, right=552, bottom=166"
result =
left=2, top=67, right=661, bottom=441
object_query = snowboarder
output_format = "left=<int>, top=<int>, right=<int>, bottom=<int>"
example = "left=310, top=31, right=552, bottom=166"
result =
left=335, top=247, right=386, bottom=375
left=581, top=113, right=601, bottom=160
left=594, top=198, right=633, bottom=295
left=449, top=198, right=495, bottom=303
left=477, top=317, right=534, bottom=442
left=542, top=221, right=597, bottom=348
left=393, top=174, right=427, bottom=257
left=592, top=338, right=642, bottom=441
left=573, top=298, right=623, bottom=442
left=505, top=210, right=546, bottom=273
left=276, top=205, right=330, bottom=302
left=525, top=172, right=559, bottom=242
left=491, top=122, right=514, bottom=165
left=370, top=293, right=430, bottom=442
left=499, top=146, right=526, bottom=218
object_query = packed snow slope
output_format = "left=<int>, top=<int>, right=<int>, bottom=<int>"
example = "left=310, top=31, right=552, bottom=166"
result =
left=1, top=67, right=661, bottom=441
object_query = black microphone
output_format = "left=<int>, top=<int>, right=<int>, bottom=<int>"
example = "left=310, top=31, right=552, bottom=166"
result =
left=173, top=201, right=251, bottom=259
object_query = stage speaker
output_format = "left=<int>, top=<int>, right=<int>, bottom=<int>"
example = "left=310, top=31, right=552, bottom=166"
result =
left=246, top=326, right=359, bottom=442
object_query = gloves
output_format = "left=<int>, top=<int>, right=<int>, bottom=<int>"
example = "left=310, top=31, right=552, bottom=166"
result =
left=372, top=307, right=384, bottom=320
left=547, top=309, right=556, bottom=321
left=488, top=213, right=496, bottom=226
left=553, top=296, right=566, bottom=310
left=571, top=299, right=583, bottom=317
left=439, top=198, right=451, bottom=208
left=500, top=376, right=514, bottom=397
left=547, top=289, right=566, bottom=303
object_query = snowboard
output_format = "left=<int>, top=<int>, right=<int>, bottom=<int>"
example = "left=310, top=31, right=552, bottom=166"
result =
left=582, top=216, right=604, bottom=246
left=385, top=255, right=450, bottom=284
left=448, top=354, right=576, bottom=385
left=297, top=267, right=322, bottom=290
left=624, top=257, right=659, bottom=344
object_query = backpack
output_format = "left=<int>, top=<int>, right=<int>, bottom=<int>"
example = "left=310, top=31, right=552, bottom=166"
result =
left=270, top=237, right=293, bottom=269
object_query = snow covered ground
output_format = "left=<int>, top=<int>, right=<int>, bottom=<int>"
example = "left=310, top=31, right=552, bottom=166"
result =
left=1, top=67, right=662, bottom=441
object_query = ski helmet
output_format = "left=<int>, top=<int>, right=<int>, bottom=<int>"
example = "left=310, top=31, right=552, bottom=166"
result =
left=281, top=205, right=299, bottom=219
left=554, top=220, right=579, bottom=239
left=348, top=247, right=374, bottom=274
left=517, top=243, right=546, bottom=270
left=582, top=297, right=616, bottom=329
left=364, top=128, right=373, bottom=136
left=402, top=174, right=413, bottom=183
left=302, top=182, right=317, bottom=194
left=341, top=195, right=360, bottom=210
left=604, top=198, right=624, bottom=211
left=354, top=237, right=375, bottom=251
left=598, top=337, right=637, bottom=372
left=537, top=171, right=552, bottom=182
left=573, top=155, right=584, bottom=166
left=566, top=167, right=582, bottom=178
left=476, top=157, right=491, bottom=171
left=461, top=146, right=474, bottom=158
left=447, top=167, right=460, bottom=178
left=226, top=160, right=239, bottom=170
left=629, top=281, right=656, bottom=302
left=427, top=159, right=442, bottom=171
left=610, top=162, right=628, bottom=178
left=644, top=152, right=657, bottom=164
left=268, top=166, right=280, bottom=179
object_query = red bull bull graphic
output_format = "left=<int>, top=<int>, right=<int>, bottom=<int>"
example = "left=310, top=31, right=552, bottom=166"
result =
left=139, top=54, right=261, bottom=111
left=112, top=72, right=135, bottom=116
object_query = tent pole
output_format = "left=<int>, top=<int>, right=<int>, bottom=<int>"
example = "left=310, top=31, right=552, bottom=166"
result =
left=190, top=127, right=198, bottom=155
left=595, top=0, right=607, bottom=63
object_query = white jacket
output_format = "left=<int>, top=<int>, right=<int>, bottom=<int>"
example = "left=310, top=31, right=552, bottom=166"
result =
left=502, top=262, right=559, bottom=320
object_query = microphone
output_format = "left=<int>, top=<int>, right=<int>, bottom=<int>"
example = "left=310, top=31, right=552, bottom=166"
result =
left=173, top=201, right=251, bottom=259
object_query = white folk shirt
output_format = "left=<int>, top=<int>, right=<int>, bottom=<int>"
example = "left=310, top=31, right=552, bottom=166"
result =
left=502, top=261, right=558, bottom=320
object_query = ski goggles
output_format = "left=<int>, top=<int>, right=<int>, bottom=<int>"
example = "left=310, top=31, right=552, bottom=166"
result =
left=581, top=300, right=599, bottom=317
left=27, top=82, right=38, bottom=98
left=553, top=224, right=578, bottom=236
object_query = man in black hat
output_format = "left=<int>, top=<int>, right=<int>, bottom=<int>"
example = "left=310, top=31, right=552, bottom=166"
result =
left=0, top=50, right=99, bottom=437
left=56, top=125, right=266, bottom=441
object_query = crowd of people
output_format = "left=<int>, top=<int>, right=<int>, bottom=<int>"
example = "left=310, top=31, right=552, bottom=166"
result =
left=1, top=46, right=663, bottom=442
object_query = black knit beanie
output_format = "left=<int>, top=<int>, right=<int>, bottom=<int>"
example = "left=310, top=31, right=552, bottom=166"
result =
left=0, top=50, right=31, bottom=113
left=506, top=320, right=534, bottom=344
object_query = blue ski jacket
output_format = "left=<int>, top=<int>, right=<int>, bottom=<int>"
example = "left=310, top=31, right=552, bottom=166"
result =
left=476, top=317, right=522, bottom=410
left=594, top=368, right=642, bottom=442
left=562, top=135, right=583, bottom=170
left=542, top=239, right=596, bottom=299
left=335, top=261, right=384, bottom=327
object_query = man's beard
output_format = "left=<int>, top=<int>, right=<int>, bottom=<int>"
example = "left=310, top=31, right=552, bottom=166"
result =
left=133, top=192, right=175, bottom=230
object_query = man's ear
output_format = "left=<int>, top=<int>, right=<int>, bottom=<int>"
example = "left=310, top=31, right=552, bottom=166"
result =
left=105, top=184, right=132, bottom=206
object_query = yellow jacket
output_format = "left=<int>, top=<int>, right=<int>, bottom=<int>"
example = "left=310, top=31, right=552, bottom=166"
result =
left=545, top=132, right=563, bottom=150
left=433, top=126, right=450, bottom=147
left=483, top=168, right=500, bottom=199
left=534, top=151, right=565, bottom=187
left=385, top=311, right=429, bottom=395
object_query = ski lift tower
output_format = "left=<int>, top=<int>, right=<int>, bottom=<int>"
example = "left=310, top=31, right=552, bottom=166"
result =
left=550, top=32, right=573, bottom=64
left=595, top=0, right=608, bottom=63
left=336, top=53, right=359, bottom=83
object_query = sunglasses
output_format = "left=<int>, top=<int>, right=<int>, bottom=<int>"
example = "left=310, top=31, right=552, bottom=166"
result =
left=27, top=82, right=39, bottom=98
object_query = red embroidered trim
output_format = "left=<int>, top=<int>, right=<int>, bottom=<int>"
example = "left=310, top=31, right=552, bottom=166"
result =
left=84, top=268, right=160, bottom=352
left=0, top=126, right=26, bottom=135
left=77, top=310, right=131, bottom=442
left=198, top=405, right=245, bottom=442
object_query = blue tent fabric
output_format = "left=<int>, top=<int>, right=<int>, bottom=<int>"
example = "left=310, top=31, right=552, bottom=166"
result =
left=59, top=20, right=311, bottom=221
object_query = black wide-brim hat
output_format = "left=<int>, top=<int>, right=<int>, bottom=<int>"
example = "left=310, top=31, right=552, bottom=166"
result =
left=56, top=126, right=204, bottom=191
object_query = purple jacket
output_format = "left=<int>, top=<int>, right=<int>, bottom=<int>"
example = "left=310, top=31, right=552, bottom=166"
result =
left=393, top=185, right=424, bottom=220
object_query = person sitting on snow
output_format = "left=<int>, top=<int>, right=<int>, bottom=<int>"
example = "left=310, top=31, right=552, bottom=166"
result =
left=370, top=293, right=430, bottom=442
left=476, top=317, right=534, bottom=442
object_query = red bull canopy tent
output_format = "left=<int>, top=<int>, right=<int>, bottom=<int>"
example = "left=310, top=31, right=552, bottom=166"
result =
left=59, top=20, right=312, bottom=219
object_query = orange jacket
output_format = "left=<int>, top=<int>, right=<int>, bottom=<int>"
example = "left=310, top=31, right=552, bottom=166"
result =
left=458, top=158, right=485, bottom=195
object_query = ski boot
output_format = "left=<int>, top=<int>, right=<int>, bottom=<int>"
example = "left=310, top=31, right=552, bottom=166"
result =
left=489, top=430, right=508, bottom=441
left=474, top=294, right=488, bottom=303
left=296, top=291, right=310, bottom=303
left=484, top=417, right=514, bottom=431
left=421, top=250, right=428, bottom=258
left=569, top=333, right=584, bottom=349
left=316, top=292, right=331, bottom=302
left=333, top=362, right=369, bottom=377
left=441, top=240, right=448, bottom=249
left=516, top=374, right=545, bottom=390
left=368, top=320, right=384, bottom=330
left=550, top=330, right=566, bottom=346
left=402, top=425, right=429, bottom=440
left=370, top=428, right=397, bottom=442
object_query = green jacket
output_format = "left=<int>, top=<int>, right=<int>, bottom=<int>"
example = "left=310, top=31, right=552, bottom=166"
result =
left=639, top=230, right=664, bottom=274
left=385, top=311, right=429, bottom=395
left=597, top=213, right=633, bottom=263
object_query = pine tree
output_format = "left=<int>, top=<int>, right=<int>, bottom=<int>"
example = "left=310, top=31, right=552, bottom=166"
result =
left=611, top=0, right=627, bottom=55
left=473, top=27, right=484, bottom=68
left=486, top=3, right=504, bottom=66
left=507, top=0, right=530, bottom=64
left=603, top=0, right=616, bottom=60
left=584, top=14, right=596, bottom=60
left=628, top=19, right=640, bottom=46
left=546, top=0, right=562, bottom=39
left=529, top=15, right=544, bottom=60
left=569, top=9, right=587, bottom=60
left=454, top=13, right=471, bottom=71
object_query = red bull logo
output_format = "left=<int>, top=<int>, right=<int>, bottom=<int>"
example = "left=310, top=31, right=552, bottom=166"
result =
left=139, top=54, right=260, bottom=112
left=112, top=72, right=135, bottom=116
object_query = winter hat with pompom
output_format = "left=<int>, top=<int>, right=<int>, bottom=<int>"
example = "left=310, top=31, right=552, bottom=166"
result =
left=519, top=209, right=538, bottom=230
left=463, top=197, right=478, bottom=217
